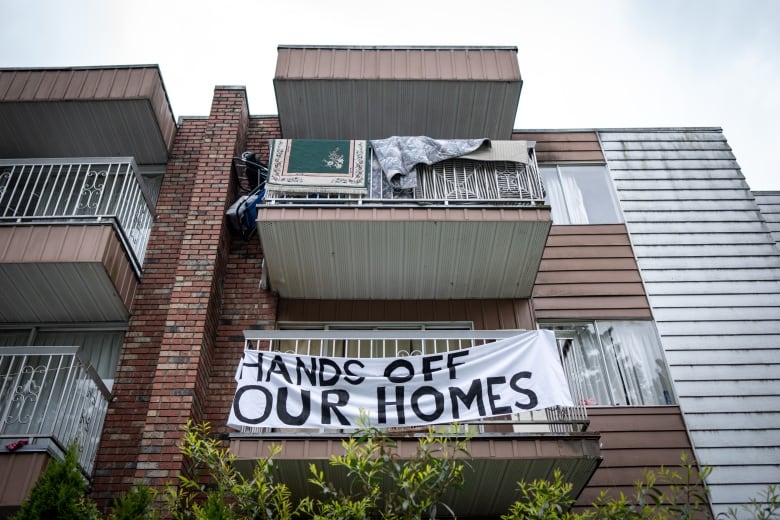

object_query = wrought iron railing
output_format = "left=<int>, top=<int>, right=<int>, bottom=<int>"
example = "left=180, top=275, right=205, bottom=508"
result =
left=0, top=346, right=111, bottom=474
left=240, top=329, right=588, bottom=435
left=264, top=147, right=545, bottom=206
left=0, top=158, right=154, bottom=270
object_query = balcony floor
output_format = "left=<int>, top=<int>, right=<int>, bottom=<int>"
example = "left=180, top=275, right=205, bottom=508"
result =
left=258, top=205, right=551, bottom=300
left=0, top=224, right=136, bottom=322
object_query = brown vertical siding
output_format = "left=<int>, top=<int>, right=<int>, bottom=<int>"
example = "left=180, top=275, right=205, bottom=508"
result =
left=576, top=407, right=699, bottom=508
left=0, top=224, right=137, bottom=311
left=275, top=46, right=521, bottom=81
left=0, top=452, right=49, bottom=510
left=0, top=66, right=175, bottom=152
left=533, top=225, right=651, bottom=319
left=100, top=226, right=138, bottom=310
left=513, top=131, right=605, bottom=163
left=277, top=299, right=535, bottom=330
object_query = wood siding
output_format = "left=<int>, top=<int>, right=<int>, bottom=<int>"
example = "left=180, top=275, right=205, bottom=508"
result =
left=0, top=224, right=136, bottom=322
left=601, top=128, right=780, bottom=516
left=753, top=191, right=780, bottom=248
left=0, top=66, right=175, bottom=164
left=277, top=299, right=535, bottom=330
left=274, top=46, right=521, bottom=140
left=513, top=131, right=605, bottom=163
left=0, top=452, right=49, bottom=511
left=533, top=225, right=652, bottom=319
left=576, top=407, right=698, bottom=508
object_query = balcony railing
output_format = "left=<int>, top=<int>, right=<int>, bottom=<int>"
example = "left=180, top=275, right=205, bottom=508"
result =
left=0, top=158, right=154, bottom=271
left=0, top=347, right=111, bottom=474
left=241, top=329, right=588, bottom=435
left=263, top=147, right=545, bottom=206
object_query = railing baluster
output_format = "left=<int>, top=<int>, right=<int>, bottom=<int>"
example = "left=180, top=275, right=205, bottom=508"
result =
left=241, top=330, right=588, bottom=434
left=267, top=147, right=543, bottom=206
left=0, top=158, right=153, bottom=269
left=0, top=347, right=110, bottom=473
left=0, top=353, right=25, bottom=432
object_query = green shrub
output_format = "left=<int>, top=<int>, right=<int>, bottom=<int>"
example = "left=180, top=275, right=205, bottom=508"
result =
left=12, top=445, right=100, bottom=520
left=307, top=419, right=470, bottom=519
left=108, top=485, right=157, bottom=520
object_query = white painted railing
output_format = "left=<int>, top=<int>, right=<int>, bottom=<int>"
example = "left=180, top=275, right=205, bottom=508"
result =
left=264, top=148, right=545, bottom=205
left=0, top=158, right=154, bottom=269
left=0, top=346, right=111, bottom=474
left=241, top=329, right=588, bottom=434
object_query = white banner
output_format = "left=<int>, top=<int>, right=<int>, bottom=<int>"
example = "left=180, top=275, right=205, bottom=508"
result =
left=227, top=330, right=572, bottom=430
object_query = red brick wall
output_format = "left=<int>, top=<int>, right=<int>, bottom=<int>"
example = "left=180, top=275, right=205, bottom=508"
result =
left=92, top=89, right=275, bottom=504
left=131, top=87, right=249, bottom=489
left=205, top=115, right=281, bottom=435
left=92, top=116, right=207, bottom=504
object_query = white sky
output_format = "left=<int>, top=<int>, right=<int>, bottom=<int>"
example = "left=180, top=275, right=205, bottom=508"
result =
left=1, top=0, right=778, bottom=189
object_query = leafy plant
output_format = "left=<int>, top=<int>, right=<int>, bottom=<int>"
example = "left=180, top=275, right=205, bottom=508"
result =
left=718, top=485, right=780, bottom=520
left=108, top=485, right=158, bottom=520
left=307, top=416, right=471, bottom=519
left=165, top=420, right=307, bottom=520
left=503, top=453, right=716, bottom=520
left=11, top=444, right=100, bottom=520
left=501, top=469, right=579, bottom=520
left=588, top=452, right=712, bottom=520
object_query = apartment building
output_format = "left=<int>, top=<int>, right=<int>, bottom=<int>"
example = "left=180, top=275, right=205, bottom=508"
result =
left=0, top=46, right=778, bottom=518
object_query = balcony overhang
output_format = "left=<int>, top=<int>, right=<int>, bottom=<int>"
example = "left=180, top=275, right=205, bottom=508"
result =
left=257, top=205, right=551, bottom=299
left=0, top=224, right=136, bottom=322
left=230, top=432, right=601, bottom=518
left=274, top=46, right=522, bottom=139
left=0, top=66, right=175, bottom=164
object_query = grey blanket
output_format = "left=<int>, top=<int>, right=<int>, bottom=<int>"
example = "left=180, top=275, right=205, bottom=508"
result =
left=370, top=136, right=488, bottom=191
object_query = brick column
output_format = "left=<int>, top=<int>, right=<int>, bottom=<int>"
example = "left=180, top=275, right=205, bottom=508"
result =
left=132, top=86, right=249, bottom=489
left=92, top=117, right=207, bottom=505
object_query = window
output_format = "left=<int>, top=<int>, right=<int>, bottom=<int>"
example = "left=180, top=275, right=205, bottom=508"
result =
left=0, top=327, right=124, bottom=389
left=539, top=165, right=622, bottom=224
left=539, top=321, right=674, bottom=406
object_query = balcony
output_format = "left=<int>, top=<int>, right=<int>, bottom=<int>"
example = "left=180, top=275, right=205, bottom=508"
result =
left=0, top=347, right=110, bottom=507
left=0, top=158, right=152, bottom=323
left=229, top=330, right=601, bottom=518
left=256, top=143, right=551, bottom=300
left=0, top=66, right=175, bottom=165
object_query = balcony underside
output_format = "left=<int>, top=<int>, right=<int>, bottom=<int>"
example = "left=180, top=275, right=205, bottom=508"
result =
left=274, top=46, right=523, bottom=140
left=257, top=206, right=551, bottom=300
left=0, top=66, right=175, bottom=164
left=0, top=451, right=49, bottom=513
left=230, top=432, right=601, bottom=518
left=0, top=224, right=136, bottom=322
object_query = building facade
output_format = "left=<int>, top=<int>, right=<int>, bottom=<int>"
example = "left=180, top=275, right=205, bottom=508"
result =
left=1, top=47, right=779, bottom=518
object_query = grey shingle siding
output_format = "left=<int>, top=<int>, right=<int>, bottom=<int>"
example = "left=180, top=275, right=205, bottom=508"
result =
left=600, top=128, right=780, bottom=516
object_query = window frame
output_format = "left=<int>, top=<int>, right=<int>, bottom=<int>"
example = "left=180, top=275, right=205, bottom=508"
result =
left=538, top=319, right=676, bottom=407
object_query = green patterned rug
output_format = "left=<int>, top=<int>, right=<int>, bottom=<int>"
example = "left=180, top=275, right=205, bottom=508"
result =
left=267, top=139, right=369, bottom=195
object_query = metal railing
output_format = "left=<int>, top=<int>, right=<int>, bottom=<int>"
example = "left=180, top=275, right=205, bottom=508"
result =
left=0, top=346, right=111, bottom=474
left=264, top=147, right=545, bottom=206
left=241, top=329, right=588, bottom=435
left=0, top=158, right=154, bottom=270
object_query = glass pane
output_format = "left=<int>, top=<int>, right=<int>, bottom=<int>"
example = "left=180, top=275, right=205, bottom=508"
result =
left=539, top=166, right=570, bottom=224
left=542, top=323, right=616, bottom=406
left=36, top=330, right=124, bottom=381
left=597, top=321, right=675, bottom=406
left=557, top=165, right=622, bottom=224
left=542, top=321, right=675, bottom=406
